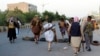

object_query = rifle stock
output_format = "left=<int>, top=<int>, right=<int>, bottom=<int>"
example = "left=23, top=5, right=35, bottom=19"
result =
left=41, top=24, right=55, bottom=34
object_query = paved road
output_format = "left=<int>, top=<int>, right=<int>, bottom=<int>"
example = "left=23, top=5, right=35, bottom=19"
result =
left=0, top=22, right=100, bottom=56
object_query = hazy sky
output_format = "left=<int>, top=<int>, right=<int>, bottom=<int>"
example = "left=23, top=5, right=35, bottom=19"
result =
left=0, top=0, right=100, bottom=18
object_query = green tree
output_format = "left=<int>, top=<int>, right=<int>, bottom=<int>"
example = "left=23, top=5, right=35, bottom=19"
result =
left=0, top=11, right=6, bottom=26
left=55, top=11, right=61, bottom=20
left=24, top=12, right=41, bottom=23
left=60, top=14, right=68, bottom=20
left=42, top=11, right=55, bottom=21
left=6, top=8, right=26, bottom=24
left=0, top=8, right=69, bottom=25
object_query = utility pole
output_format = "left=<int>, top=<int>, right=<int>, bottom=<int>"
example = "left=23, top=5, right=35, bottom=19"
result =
left=99, top=5, right=100, bottom=17
left=42, top=3, right=49, bottom=13
left=99, top=5, right=100, bottom=20
left=42, top=0, right=44, bottom=13
left=98, top=5, right=100, bottom=23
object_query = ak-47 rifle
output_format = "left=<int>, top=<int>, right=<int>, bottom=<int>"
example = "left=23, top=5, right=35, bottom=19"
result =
left=41, top=24, right=55, bottom=34
left=81, top=38, right=85, bottom=52
left=78, top=37, right=85, bottom=52
left=79, top=25, right=85, bottom=52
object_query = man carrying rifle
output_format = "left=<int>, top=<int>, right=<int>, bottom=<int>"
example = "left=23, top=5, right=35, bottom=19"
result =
left=43, top=19, right=56, bottom=51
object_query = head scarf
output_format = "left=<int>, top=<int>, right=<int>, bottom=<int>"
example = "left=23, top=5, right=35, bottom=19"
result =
left=74, top=17, right=79, bottom=22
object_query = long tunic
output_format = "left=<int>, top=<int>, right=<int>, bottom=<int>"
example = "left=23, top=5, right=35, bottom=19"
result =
left=43, top=23, right=54, bottom=42
left=7, top=22, right=16, bottom=39
left=31, top=20, right=42, bottom=35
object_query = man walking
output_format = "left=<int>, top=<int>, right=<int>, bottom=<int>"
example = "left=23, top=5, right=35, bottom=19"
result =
left=83, top=16, right=94, bottom=51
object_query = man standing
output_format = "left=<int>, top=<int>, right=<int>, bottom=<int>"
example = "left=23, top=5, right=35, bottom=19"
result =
left=83, top=16, right=94, bottom=51
left=7, top=16, right=17, bottom=43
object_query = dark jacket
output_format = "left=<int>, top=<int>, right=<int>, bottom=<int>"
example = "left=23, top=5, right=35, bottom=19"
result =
left=70, top=22, right=81, bottom=36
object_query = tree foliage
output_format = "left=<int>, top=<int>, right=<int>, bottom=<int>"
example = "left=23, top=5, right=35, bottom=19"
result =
left=6, top=8, right=26, bottom=24
left=55, top=11, right=61, bottom=20
left=0, top=11, right=6, bottom=26
left=42, top=11, right=55, bottom=20
left=0, top=9, right=69, bottom=26
left=24, top=12, right=41, bottom=23
left=42, top=11, right=68, bottom=21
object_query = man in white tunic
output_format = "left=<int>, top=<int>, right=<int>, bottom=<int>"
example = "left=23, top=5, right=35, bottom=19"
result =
left=43, top=20, right=55, bottom=51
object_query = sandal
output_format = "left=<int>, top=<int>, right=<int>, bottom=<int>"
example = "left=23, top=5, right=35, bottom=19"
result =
left=48, top=48, right=51, bottom=52
left=74, top=53, right=77, bottom=56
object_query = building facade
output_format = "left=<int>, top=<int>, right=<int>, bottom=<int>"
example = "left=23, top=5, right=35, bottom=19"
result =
left=7, top=2, right=37, bottom=13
